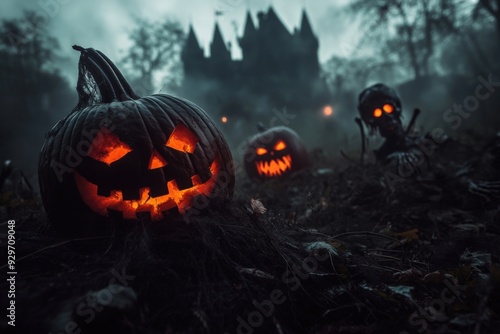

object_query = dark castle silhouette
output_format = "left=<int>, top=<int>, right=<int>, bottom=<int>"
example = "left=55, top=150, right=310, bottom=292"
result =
left=181, top=7, right=331, bottom=120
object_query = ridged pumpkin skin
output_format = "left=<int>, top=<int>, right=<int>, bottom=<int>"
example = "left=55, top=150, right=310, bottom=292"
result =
left=38, top=46, right=234, bottom=231
left=243, top=126, right=309, bottom=179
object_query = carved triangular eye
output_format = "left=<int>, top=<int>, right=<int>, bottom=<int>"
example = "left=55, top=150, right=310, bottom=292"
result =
left=166, top=123, right=199, bottom=153
left=256, top=148, right=268, bottom=155
left=274, top=140, right=286, bottom=151
left=149, top=150, right=167, bottom=169
left=88, top=131, right=132, bottom=165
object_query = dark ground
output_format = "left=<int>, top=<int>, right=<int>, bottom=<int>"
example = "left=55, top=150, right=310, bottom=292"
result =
left=1, top=133, right=499, bottom=334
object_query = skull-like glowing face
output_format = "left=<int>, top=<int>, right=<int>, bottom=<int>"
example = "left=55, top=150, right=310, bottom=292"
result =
left=358, top=83, right=403, bottom=138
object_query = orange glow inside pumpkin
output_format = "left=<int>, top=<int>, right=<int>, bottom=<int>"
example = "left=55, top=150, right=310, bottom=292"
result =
left=166, top=123, right=199, bottom=153
left=255, top=154, right=292, bottom=177
left=256, top=148, right=268, bottom=155
left=149, top=151, right=167, bottom=169
left=274, top=140, right=286, bottom=151
left=88, top=132, right=132, bottom=165
left=373, top=108, right=383, bottom=118
left=383, top=104, right=394, bottom=113
left=75, top=157, right=220, bottom=220
left=74, top=124, right=221, bottom=221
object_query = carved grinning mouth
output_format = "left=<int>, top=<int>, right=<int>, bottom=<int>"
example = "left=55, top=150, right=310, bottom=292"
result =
left=255, top=154, right=292, bottom=177
left=74, top=157, right=220, bottom=220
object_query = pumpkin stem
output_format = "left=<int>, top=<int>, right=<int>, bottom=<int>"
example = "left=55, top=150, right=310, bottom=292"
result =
left=95, top=49, right=140, bottom=100
left=72, top=45, right=139, bottom=106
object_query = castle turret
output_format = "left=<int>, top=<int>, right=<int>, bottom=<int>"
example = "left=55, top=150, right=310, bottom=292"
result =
left=210, top=23, right=231, bottom=61
left=300, top=10, right=318, bottom=49
left=258, top=7, right=292, bottom=41
left=254, top=7, right=295, bottom=76
left=182, top=25, right=204, bottom=76
left=298, top=10, right=320, bottom=76
left=239, top=11, right=257, bottom=72
left=239, top=12, right=256, bottom=52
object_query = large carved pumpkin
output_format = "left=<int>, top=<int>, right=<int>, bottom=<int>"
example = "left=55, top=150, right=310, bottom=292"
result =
left=38, top=46, right=234, bottom=228
left=243, top=126, right=309, bottom=179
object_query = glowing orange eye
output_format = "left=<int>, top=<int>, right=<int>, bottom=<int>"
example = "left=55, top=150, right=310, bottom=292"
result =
left=166, top=123, right=199, bottom=153
left=373, top=108, right=383, bottom=118
left=88, top=131, right=132, bottom=165
left=256, top=148, right=268, bottom=155
left=383, top=104, right=394, bottom=113
left=274, top=140, right=286, bottom=151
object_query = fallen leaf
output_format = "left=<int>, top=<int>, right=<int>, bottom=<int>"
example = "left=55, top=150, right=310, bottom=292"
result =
left=250, top=198, right=267, bottom=215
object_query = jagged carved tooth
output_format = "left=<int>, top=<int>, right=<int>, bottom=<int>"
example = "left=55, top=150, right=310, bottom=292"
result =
left=278, top=158, right=287, bottom=172
left=256, top=162, right=262, bottom=175
left=282, top=155, right=292, bottom=169
left=270, top=160, right=279, bottom=176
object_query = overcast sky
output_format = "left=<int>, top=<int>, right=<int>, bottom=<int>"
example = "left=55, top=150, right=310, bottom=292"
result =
left=2, top=0, right=357, bottom=83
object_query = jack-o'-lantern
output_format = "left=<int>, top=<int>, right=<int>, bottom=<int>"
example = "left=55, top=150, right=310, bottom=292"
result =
left=243, top=125, right=309, bottom=179
left=38, top=46, right=234, bottom=229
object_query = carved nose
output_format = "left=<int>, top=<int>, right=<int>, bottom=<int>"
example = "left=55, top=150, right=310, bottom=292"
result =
left=149, top=150, right=167, bottom=169
left=271, top=152, right=274, bottom=156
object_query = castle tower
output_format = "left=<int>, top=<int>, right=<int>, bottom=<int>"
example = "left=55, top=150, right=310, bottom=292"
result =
left=255, top=6, right=294, bottom=71
left=298, top=10, right=320, bottom=78
left=239, top=11, right=257, bottom=68
left=183, top=25, right=203, bottom=58
left=299, top=10, right=317, bottom=45
left=210, top=23, right=231, bottom=62
left=181, top=25, right=205, bottom=77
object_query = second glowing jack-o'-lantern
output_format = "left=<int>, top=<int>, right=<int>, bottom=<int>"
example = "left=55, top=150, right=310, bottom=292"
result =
left=38, top=46, right=234, bottom=228
left=243, top=126, right=309, bottom=179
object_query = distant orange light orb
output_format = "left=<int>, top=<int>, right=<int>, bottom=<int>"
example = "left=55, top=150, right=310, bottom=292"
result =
left=221, top=116, right=228, bottom=123
left=323, top=106, right=333, bottom=117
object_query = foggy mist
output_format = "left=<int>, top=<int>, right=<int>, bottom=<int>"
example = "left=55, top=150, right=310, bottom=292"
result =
left=0, top=0, right=498, bottom=176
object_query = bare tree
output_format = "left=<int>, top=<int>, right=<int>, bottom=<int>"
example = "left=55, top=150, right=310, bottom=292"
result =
left=475, top=0, right=500, bottom=45
left=0, top=10, right=60, bottom=70
left=0, top=12, right=74, bottom=172
left=121, top=18, right=185, bottom=94
left=322, top=56, right=399, bottom=95
left=348, top=0, right=463, bottom=79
